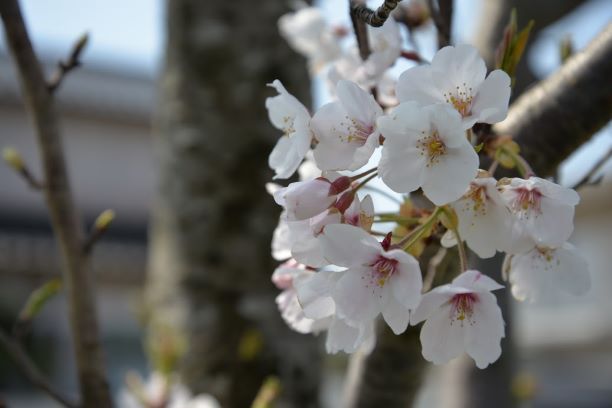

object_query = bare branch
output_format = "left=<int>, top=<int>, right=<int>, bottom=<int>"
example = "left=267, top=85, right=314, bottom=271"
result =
left=350, top=0, right=403, bottom=27
left=496, top=23, right=612, bottom=176
left=428, top=0, right=453, bottom=48
left=423, top=246, right=447, bottom=292
left=0, top=329, right=78, bottom=408
left=47, top=32, right=89, bottom=93
left=0, top=1, right=111, bottom=406
left=350, top=0, right=373, bottom=61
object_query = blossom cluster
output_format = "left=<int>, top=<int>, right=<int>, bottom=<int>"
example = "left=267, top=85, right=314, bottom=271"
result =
left=265, top=6, right=590, bottom=369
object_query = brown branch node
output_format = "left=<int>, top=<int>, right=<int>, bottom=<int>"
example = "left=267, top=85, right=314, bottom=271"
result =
left=47, top=32, right=89, bottom=93
left=350, top=0, right=402, bottom=27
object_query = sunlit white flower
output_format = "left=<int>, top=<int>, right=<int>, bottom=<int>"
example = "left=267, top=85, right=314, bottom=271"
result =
left=411, top=270, right=505, bottom=369
left=503, top=242, right=590, bottom=302
left=320, top=224, right=422, bottom=334
left=273, top=176, right=350, bottom=221
left=396, top=44, right=511, bottom=129
left=278, top=6, right=342, bottom=73
left=498, top=177, right=580, bottom=252
left=377, top=102, right=479, bottom=205
left=312, top=80, right=383, bottom=171
left=295, top=269, right=376, bottom=353
left=446, top=176, right=513, bottom=258
left=272, top=261, right=331, bottom=333
left=266, top=80, right=313, bottom=179
left=272, top=194, right=374, bottom=267
left=119, top=372, right=220, bottom=408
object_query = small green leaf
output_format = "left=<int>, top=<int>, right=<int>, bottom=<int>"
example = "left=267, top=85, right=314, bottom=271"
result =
left=17, top=278, right=62, bottom=323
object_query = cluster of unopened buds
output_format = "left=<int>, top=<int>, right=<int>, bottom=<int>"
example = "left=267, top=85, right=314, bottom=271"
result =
left=266, top=6, right=590, bottom=369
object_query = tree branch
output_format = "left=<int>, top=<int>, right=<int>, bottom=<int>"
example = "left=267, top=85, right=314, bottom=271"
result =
left=0, top=1, right=112, bottom=406
left=496, top=23, right=612, bottom=176
left=350, top=0, right=372, bottom=61
left=350, top=0, right=402, bottom=27
left=48, top=32, right=89, bottom=93
left=428, top=0, right=453, bottom=48
left=0, top=329, right=78, bottom=408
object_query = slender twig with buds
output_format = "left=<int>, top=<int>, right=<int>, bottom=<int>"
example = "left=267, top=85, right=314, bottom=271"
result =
left=350, top=0, right=402, bottom=27
left=47, top=32, right=89, bottom=93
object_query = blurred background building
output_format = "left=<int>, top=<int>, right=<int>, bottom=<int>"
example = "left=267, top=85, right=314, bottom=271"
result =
left=0, top=0, right=610, bottom=407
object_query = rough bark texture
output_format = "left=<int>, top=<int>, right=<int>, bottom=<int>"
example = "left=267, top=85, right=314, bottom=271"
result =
left=498, top=23, right=612, bottom=176
left=146, top=1, right=320, bottom=407
left=472, top=0, right=587, bottom=96
left=0, top=1, right=111, bottom=406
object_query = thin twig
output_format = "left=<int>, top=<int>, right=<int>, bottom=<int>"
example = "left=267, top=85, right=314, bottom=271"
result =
left=350, top=0, right=403, bottom=27
left=571, top=146, right=612, bottom=190
left=349, top=0, right=372, bottom=61
left=0, top=1, right=112, bottom=405
left=423, top=246, right=447, bottom=292
left=47, top=32, right=89, bottom=93
left=427, top=0, right=453, bottom=48
left=0, top=329, right=78, bottom=408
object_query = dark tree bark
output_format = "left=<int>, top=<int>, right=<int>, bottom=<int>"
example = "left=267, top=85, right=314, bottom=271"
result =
left=146, top=1, right=321, bottom=407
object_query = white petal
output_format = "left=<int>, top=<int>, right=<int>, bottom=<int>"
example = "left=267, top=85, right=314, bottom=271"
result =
left=396, top=65, right=442, bottom=105
left=385, top=249, right=423, bottom=310
left=470, top=70, right=511, bottom=125
left=419, top=303, right=465, bottom=365
left=430, top=44, right=486, bottom=96
left=452, top=270, right=504, bottom=293
left=421, top=141, right=478, bottom=205
left=337, top=80, right=383, bottom=124
left=382, top=296, right=411, bottom=334
left=320, top=224, right=381, bottom=267
left=294, top=271, right=336, bottom=320
left=333, top=266, right=382, bottom=324
left=465, top=292, right=505, bottom=369
left=268, top=136, right=302, bottom=180
left=530, top=199, right=575, bottom=247
left=410, top=287, right=451, bottom=324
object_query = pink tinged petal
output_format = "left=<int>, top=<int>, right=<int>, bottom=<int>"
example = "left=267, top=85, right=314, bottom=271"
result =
left=470, top=70, right=511, bottom=125
left=396, top=65, right=442, bottom=105
left=452, top=270, right=504, bottom=293
left=554, top=243, right=590, bottom=296
left=385, top=249, right=423, bottom=310
left=320, top=224, right=381, bottom=267
left=382, top=296, right=411, bottom=335
left=294, top=271, right=336, bottom=320
left=282, top=179, right=336, bottom=221
left=534, top=177, right=580, bottom=205
left=419, top=302, right=466, bottom=365
left=465, top=292, right=505, bottom=369
left=410, top=287, right=452, bottom=324
left=421, top=140, right=478, bottom=205
left=333, top=266, right=383, bottom=323
left=336, top=80, right=383, bottom=125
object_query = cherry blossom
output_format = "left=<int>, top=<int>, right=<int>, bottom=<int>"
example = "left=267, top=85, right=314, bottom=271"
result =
left=278, top=6, right=341, bottom=74
left=503, top=242, right=590, bottom=302
left=294, top=269, right=376, bottom=353
left=498, top=177, right=580, bottom=252
left=377, top=102, right=479, bottom=205
left=396, top=44, right=511, bottom=129
left=266, top=80, right=313, bottom=179
left=272, top=261, right=331, bottom=333
left=411, top=270, right=505, bottom=369
left=312, top=80, right=383, bottom=171
left=320, top=224, right=422, bottom=334
left=273, top=176, right=350, bottom=221
left=446, top=176, right=513, bottom=258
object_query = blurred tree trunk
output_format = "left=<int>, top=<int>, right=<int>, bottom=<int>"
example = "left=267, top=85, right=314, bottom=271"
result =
left=146, top=1, right=321, bottom=407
